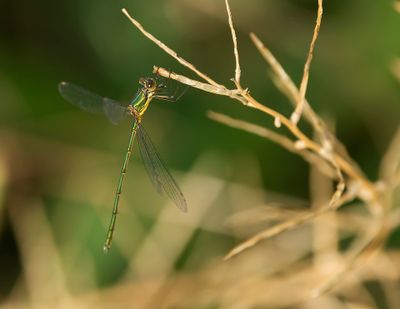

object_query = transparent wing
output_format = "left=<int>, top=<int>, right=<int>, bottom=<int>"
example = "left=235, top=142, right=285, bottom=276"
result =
left=58, top=81, right=128, bottom=125
left=137, top=124, right=187, bottom=212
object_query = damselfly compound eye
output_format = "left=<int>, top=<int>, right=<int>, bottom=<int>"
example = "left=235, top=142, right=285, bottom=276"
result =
left=145, top=78, right=155, bottom=89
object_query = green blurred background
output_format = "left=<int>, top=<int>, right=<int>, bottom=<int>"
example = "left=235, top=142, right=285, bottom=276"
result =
left=0, top=0, right=399, bottom=306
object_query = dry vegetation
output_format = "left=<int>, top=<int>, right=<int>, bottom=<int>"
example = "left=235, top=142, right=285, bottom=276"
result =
left=123, top=0, right=400, bottom=306
left=1, top=1, right=400, bottom=308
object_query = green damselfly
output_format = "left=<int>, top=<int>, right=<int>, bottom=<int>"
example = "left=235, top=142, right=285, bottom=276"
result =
left=58, top=76, right=187, bottom=252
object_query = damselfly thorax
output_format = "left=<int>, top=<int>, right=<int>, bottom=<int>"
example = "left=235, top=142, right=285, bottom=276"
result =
left=130, top=77, right=156, bottom=116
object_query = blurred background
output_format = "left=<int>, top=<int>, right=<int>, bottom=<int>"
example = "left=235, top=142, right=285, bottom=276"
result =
left=0, top=0, right=400, bottom=308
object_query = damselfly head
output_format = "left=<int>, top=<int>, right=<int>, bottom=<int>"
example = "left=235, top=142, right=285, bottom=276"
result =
left=139, top=77, right=157, bottom=92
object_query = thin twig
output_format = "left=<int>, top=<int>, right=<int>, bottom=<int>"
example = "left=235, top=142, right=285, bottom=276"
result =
left=249, top=32, right=328, bottom=140
left=208, top=111, right=293, bottom=148
left=154, top=66, right=248, bottom=105
left=291, top=0, right=323, bottom=125
left=321, top=148, right=345, bottom=208
left=225, top=0, right=241, bottom=84
left=154, top=67, right=237, bottom=96
left=380, top=126, right=400, bottom=182
left=310, top=146, right=339, bottom=274
left=224, top=191, right=356, bottom=260
left=254, top=15, right=345, bottom=209
left=122, top=8, right=222, bottom=88
left=250, top=32, right=364, bottom=176
left=208, top=110, right=337, bottom=178
left=236, top=86, right=376, bottom=198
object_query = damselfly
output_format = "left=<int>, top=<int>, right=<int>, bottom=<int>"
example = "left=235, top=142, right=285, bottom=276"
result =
left=58, top=76, right=187, bottom=252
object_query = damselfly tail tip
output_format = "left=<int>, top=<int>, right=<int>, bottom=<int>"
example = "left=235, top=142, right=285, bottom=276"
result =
left=103, top=244, right=111, bottom=254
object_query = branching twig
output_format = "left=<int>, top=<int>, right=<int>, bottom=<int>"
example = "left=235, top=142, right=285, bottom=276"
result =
left=154, top=67, right=239, bottom=97
left=291, top=0, right=323, bottom=125
left=236, top=87, right=374, bottom=198
left=225, top=0, right=241, bottom=84
left=249, top=32, right=364, bottom=177
left=207, top=110, right=337, bottom=179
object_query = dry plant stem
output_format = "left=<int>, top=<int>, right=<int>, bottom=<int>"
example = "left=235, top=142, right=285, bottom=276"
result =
left=327, top=158, right=345, bottom=208
left=291, top=0, right=323, bottom=125
left=207, top=110, right=337, bottom=178
left=250, top=31, right=364, bottom=176
left=236, top=86, right=374, bottom=197
left=310, top=129, right=338, bottom=271
left=249, top=32, right=326, bottom=138
left=391, top=170, right=400, bottom=189
left=224, top=191, right=356, bottom=260
left=249, top=29, right=347, bottom=209
left=154, top=66, right=248, bottom=105
left=208, top=111, right=294, bottom=149
left=380, top=126, right=400, bottom=183
left=122, top=8, right=221, bottom=88
left=154, top=67, right=238, bottom=97
left=225, top=0, right=241, bottom=84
